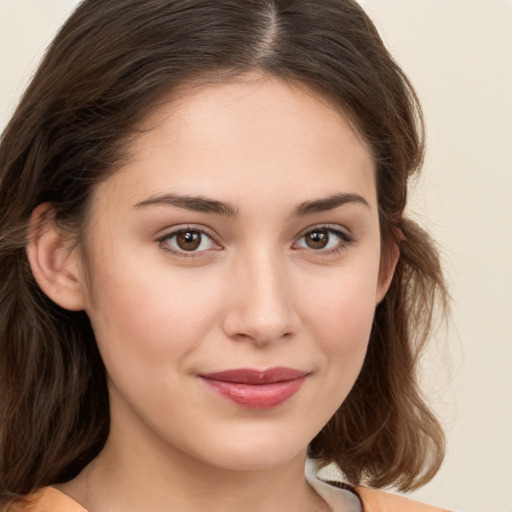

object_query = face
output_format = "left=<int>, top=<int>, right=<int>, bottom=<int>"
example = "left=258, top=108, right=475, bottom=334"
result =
left=79, top=75, right=392, bottom=472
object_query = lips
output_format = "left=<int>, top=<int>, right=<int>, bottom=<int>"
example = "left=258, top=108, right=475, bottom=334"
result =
left=199, top=367, right=308, bottom=409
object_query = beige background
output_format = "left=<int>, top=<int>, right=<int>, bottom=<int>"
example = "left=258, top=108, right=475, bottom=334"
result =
left=1, top=1, right=511, bottom=511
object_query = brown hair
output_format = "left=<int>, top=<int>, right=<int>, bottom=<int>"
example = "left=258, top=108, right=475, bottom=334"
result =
left=0, top=0, right=447, bottom=501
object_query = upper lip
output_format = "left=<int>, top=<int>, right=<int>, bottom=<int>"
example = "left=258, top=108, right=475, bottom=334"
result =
left=199, top=367, right=308, bottom=384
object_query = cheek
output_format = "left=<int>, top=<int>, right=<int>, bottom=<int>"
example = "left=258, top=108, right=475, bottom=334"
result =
left=299, top=261, right=379, bottom=385
left=315, top=297, right=374, bottom=378
left=302, top=265, right=379, bottom=342
left=84, top=255, right=223, bottom=371
left=293, top=269, right=378, bottom=428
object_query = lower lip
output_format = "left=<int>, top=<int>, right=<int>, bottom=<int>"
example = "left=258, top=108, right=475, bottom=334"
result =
left=200, top=377, right=307, bottom=409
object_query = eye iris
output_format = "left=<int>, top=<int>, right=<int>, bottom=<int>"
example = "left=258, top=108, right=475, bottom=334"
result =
left=305, top=229, right=329, bottom=249
left=176, top=231, right=201, bottom=251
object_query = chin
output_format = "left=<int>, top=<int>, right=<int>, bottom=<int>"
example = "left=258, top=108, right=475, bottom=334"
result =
left=187, top=427, right=311, bottom=472
left=210, top=449, right=305, bottom=473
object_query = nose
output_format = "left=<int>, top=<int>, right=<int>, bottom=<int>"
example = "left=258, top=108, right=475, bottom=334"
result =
left=221, top=248, right=298, bottom=346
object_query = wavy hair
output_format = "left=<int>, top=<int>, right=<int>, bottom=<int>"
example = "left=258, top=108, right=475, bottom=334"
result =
left=0, top=0, right=448, bottom=501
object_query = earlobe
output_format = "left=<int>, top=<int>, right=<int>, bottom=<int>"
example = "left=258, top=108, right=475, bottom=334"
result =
left=26, top=203, right=86, bottom=311
left=376, top=240, right=400, bottom=304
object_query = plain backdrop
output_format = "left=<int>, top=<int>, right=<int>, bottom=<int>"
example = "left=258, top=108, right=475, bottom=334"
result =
left=1, top=1, right=511, bottom=511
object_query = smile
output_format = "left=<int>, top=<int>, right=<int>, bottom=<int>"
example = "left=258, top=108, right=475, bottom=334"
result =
left=199, top=367, right=308, bottom=409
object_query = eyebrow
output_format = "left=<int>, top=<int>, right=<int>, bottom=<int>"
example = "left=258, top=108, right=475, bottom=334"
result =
left=293, top=192, right=370, bottom=216
left=133, top=193, right=238, bottom=217
left=133, top=191, right=369, bottom=217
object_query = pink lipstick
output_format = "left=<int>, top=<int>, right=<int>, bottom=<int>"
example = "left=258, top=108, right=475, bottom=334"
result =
left=199, top=367, right=308, bottom=409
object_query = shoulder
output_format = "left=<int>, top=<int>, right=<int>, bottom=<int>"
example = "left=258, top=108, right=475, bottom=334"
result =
left=4, top=487, right=87, bottom=512
left=354, top=485, right=452, bottom=512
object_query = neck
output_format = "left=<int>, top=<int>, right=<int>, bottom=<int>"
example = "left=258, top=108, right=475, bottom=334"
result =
left=59, top=429, right=328, bottom=512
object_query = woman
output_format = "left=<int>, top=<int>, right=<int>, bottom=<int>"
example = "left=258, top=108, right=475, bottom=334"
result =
left=0, top=1, right=450, bottom=510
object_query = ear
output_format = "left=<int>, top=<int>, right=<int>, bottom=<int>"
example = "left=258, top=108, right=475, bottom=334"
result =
left=26, top=203, right=87, bottom=311
left=376, top=239, right=400, bottom=304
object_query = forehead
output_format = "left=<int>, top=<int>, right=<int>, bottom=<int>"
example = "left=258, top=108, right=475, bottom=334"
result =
left=93, top=75, right=376, bottom=212
left=137, top=74, right=368, bottom=155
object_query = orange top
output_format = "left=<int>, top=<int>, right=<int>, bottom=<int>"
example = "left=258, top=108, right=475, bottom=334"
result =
left=5, top=483, right=452, bottom=512
left=356, top=486, right=451, bottom=512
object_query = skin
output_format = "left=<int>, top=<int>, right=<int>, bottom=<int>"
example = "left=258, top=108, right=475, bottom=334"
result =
left=30, top=75, right=396, bottom=512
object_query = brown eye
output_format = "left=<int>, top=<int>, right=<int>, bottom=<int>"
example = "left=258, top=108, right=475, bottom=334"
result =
left=176, top=230, right=202, bottom=251
left=295, top=226, right=352, bottom=252
left=304, top=229, right=329, bottom=249
left=160, top=228, right=218, bottom=255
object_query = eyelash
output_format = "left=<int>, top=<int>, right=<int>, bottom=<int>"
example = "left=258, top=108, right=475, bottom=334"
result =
left=156, top=224, right=354, bottom=259
left=293, top=225, right=354, bottom=255
left=157, top=226, right=220, bottom=259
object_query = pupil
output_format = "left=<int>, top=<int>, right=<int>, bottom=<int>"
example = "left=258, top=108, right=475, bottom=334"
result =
left=306, top=230, right=329, bottom=249
left=177, top=231, right=201, bottom=251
